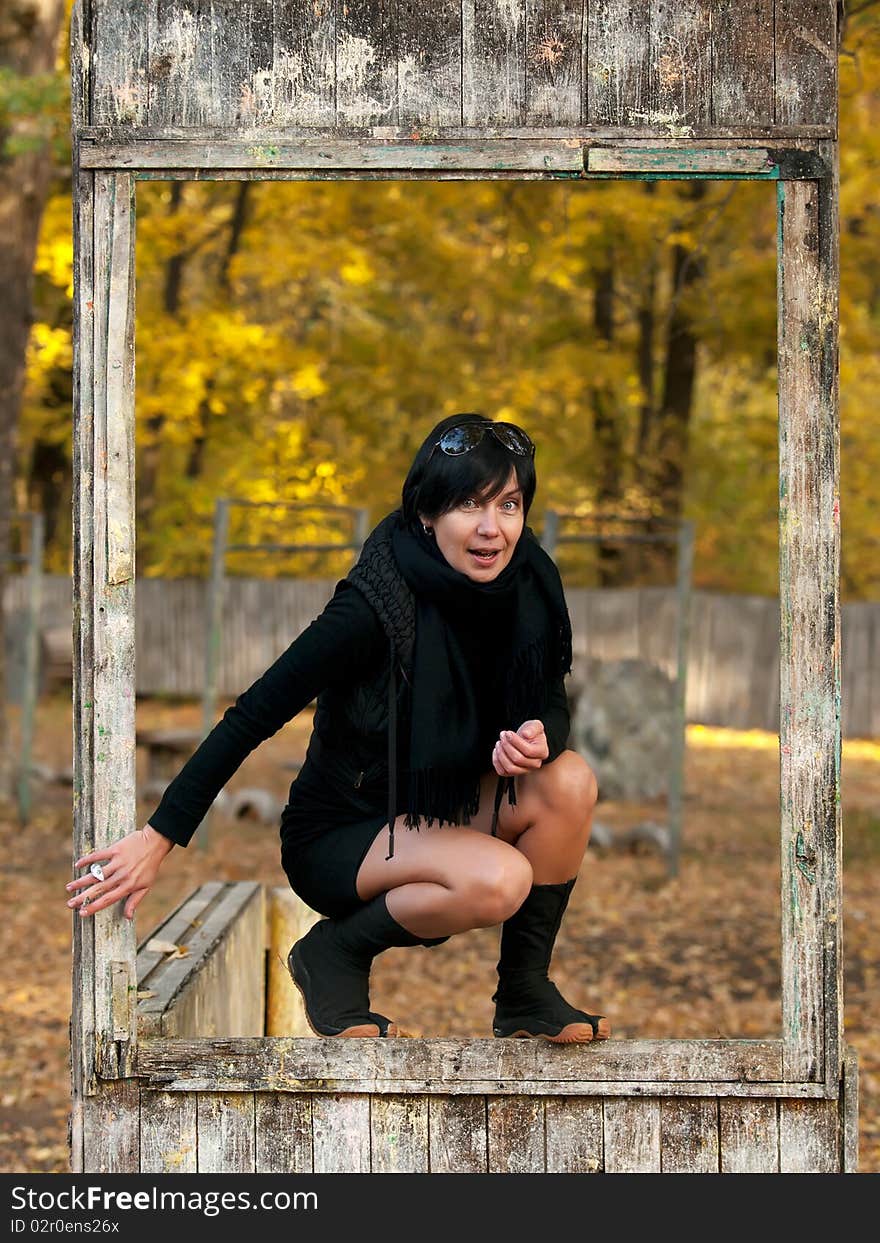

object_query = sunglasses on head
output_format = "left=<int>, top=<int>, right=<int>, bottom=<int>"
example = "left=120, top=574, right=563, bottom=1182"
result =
left=428, top=421, right=536, bottom=461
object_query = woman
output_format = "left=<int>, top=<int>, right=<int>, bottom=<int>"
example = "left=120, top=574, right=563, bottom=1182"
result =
left=67, top=413, right=610, bottom=1044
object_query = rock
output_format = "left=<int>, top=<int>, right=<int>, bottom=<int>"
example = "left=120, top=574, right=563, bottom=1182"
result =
left=570, top=658, right=677, bottom=801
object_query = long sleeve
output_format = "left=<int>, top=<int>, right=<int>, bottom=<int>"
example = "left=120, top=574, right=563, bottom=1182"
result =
left=147, top=582, right=385, bottom=847
left=543, top=676, right=572, bottom=763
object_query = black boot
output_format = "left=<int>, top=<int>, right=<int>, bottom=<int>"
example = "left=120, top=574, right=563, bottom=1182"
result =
left=288, top=894, right=441, bottom=1037
left=492, top=879, right=610, bottom=1043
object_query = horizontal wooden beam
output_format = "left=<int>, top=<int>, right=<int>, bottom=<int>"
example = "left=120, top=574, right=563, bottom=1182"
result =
left=77, top=126, right=836, bottom=144
left=131, top=1036, right=828, bottom=1095
left=79, top=139, right=586, bottom=173
left=587, top=148, right=827, bottom=179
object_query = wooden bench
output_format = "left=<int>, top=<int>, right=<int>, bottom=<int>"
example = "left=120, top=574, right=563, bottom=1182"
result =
left=136, top=882, right=319, bottom=1039
left=136, top=728, right=203, bottom=786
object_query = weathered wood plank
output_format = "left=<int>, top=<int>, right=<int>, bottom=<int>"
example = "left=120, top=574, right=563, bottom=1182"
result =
left=337, top=0, right=398, bottom=128
left=711, top=0, right=774, bottom=126
left=487, top=1097, right=544, bottom=1172
left=311, top=1094, right=371, bottom=1172
left=197, top=1092, right=256, bottom=1172
left=659, top=1097, right=719, bottom=1172
left=79, top=138, right=586, bottom=170
left=779, top=1098, right=839, bottom=1172
left=816, top=138, right=843, bottom=1096
left=82, top=1079, right=140, bottom=1173
left=271, top=0, right=335, bottom=127
left=428, top=1096, right=488, bottom=1171
left=255, top=1093, right=313, bottom=1172
left=370, top=1094, right=430, bottom=1172
left=147, top=0, right=203, bottom=127
left=91, top=0, right=149, bottom=126
left=587, top=0, right=650, bottom=127
left=718, top=1098, right=778, bottom=1172
left=842, top=1045, right=858, bottom=1173
left=136, top=882, right=225, bottom=984
left=78, top=123, right=835, bottom=142
left=91, top=171, right=138, bottom=1080
left=649, top=1, right=711, bottom=131
left=603, top=1097, right=661, bottom=1172
left=587, top=147, right=773, bottom=174
left=463, top=1, right=527, bottom=126
left=775, top=0, right=837, bottom=128
left=397, top=0, right=462, bottom=129
left=545, top=1096, right=603, bottom=1172
left=524, top=1, right=583, bottom=127
left=778, top=172, right=839, bottom=1084
left=71, top=162, right=97, bottom=1147
left=136, top=1036, right=786, bottom=1090
left=140, top=1089, right=198, bottom=1173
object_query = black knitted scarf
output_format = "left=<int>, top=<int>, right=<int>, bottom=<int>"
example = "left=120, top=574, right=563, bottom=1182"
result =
left=381, top=511, right=572, bottom=858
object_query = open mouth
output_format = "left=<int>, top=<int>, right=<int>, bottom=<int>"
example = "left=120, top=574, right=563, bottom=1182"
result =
left=469, top=548, right=501, bottom=564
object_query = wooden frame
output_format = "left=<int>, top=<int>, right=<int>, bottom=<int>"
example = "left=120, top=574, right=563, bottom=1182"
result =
left=69, top=1, right=848, bottom=1173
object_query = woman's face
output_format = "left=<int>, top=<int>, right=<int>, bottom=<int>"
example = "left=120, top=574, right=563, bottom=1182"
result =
left=422, top=466, right=525, bottom=581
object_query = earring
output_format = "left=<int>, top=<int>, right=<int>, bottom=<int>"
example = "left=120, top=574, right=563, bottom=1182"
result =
left=422, top=523, right=433, bottom=535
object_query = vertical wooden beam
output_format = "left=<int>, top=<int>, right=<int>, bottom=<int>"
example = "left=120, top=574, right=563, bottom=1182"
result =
left=370, top=1094, right=430, bottom=1172
left=463, top=1, right=527, bottom=126
left=428, top=1096, right=488, bottom=1172
left=336, top=0, right=399, bottom=128
left=487, top=1097, right=544, bottom=1172
left=711, top=0, right=774, bottom=126
left=397, top=0, right=462, bottom=129
left=71, top=143, right=97, bottom=1166
left=312, top=1095, right=371, bottom=1172
left=718, top=1099, right=779, bottom=1172
left=545, top=1097, right=602, bottom=1172
left=777, top=150, right=840, bottom=1086
left=90, top=170, right=138, bottom=1080
left=82, top=1080, right=141, bottom=1173
left=587, top=0, right=650, bottom=126
left=255, top=1094, right=313, bottom=1172
left=91, top=0, right=149, bottom=125
left=603, top=1098, right=661, bottom=1172
left=524, top=1, right=583, bottom=127
left=141, top=1089, right=198, bottom=1173
left=659, top=1098, right=719, bottom=1172
left=649, top=1, right=712, bottom=131
left=271, top=0, right=336, bottom=127
left=774, top=0, right=838, bottom=129
left=197, top=1093, right=257, bottom=1172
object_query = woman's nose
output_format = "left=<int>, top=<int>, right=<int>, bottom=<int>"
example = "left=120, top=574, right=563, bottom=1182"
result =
left=476, top=508, right=499, bottom=535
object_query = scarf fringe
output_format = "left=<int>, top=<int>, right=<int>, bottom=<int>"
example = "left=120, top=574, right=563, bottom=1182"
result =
left=402, top=766, right=483, bottom=831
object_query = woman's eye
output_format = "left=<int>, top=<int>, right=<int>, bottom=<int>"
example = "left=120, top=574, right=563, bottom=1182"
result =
left=502, top=500, right=519, bottom=510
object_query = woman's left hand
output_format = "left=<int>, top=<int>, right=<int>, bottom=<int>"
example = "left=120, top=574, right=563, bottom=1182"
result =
left=492, top=720, right=549, bottom=775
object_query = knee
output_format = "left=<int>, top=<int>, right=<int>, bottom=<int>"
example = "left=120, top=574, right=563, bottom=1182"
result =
left=540, top=750, right=599, bottom=816
left=462, top=851, right=533, bottom=927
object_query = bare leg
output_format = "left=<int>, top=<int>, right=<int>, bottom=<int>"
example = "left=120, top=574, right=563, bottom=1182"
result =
left=355, top=749, right=598, bottom=937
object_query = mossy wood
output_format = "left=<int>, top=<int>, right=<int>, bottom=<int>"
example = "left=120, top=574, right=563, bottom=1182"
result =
left=70, top=1, right=853, bottom=1172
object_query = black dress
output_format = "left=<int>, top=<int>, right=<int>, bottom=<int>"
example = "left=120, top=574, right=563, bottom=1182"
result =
left=148, top=584, right=571, bottom=918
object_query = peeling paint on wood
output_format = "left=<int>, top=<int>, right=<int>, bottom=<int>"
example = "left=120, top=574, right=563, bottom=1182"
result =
left=428, top=1096, right=488, bottom=1171
left=197, top=1092, right=256, bottom=1172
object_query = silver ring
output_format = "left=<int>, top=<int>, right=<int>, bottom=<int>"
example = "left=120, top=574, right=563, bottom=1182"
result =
left=90, top=863, right=105, bottom=882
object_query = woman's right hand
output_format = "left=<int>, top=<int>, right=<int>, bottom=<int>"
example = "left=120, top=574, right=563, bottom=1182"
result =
left=65, top=823, right=175, bottom=921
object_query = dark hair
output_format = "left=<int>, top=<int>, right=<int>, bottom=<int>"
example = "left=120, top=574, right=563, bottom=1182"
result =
left=401, top=413, right=537, bottom=529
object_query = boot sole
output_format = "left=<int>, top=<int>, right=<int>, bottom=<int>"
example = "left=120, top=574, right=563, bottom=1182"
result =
left=288, top=943, right=397, bottom=1038
left=495, top=1018, right=612, bottom=1044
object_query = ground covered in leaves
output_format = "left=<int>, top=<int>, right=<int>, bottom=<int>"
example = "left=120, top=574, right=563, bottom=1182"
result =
left=1, top=695, right=877, bottom=1173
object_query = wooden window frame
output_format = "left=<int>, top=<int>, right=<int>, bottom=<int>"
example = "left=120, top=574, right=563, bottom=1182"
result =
left=71, top=139, right=840, bottom=1102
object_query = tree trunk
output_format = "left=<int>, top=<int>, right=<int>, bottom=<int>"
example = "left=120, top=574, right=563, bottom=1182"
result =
left=649, top=181, right=707, bottom=578
left=0, top=0, right=66, bottom=800
left=590, top=257, right=624, bottom=585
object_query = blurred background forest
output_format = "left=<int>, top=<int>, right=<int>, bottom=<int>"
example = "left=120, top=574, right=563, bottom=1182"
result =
left=2, top=3, right=878, bottom=599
